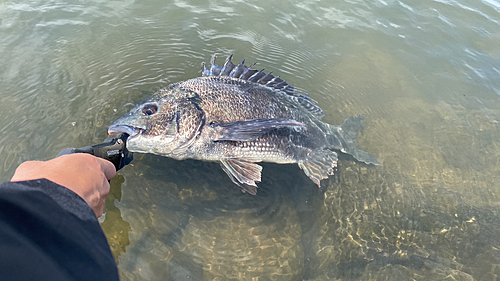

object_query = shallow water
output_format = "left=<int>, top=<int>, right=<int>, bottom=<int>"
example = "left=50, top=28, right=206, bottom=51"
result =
left=1, top=0, right=500, bottom=280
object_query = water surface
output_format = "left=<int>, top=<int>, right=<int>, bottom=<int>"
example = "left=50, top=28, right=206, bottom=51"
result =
left=1, top=0, right=500, bottom=280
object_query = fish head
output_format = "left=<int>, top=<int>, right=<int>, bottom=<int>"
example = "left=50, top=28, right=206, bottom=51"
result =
left=108, top=89, right=204, bottom=157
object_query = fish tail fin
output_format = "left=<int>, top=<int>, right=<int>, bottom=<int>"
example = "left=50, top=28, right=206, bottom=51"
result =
left=326, top=115, right=380, bottom=165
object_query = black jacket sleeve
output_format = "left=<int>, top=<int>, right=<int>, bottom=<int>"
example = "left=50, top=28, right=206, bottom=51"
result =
left=0, top=179, right=119, bottom=281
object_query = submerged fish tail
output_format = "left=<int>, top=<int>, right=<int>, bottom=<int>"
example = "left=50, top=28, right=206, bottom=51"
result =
left=326, top=115, right=380, bottom=165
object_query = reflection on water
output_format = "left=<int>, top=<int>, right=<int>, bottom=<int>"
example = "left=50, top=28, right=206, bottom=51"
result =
left=1, top=0, right=500, bottom=280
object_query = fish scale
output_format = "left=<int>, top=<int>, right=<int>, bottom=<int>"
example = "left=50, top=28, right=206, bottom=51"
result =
left=108, top=55, right=380, bottom=195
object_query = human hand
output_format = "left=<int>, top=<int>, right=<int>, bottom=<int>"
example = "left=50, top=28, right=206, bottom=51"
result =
left=11, top=153, right=117, bottom=217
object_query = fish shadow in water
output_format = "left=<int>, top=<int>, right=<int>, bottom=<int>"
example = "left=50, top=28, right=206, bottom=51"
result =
left=141, top=153, right=321, bottom=199
left=138, top=153, right=322, bottom=228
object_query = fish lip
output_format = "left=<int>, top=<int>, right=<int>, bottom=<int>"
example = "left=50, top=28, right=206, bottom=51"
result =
left=108, top=125, right=141, bottom=137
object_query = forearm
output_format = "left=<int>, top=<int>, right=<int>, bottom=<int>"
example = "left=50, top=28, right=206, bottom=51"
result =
left=0, top=179, right=119, bottom=281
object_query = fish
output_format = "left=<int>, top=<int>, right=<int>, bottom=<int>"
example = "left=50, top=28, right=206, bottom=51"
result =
left=108, top=55, right=380, bottom=195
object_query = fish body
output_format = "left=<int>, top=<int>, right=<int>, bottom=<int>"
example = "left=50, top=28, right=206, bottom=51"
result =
left=108, top=55, right=379, bottom=194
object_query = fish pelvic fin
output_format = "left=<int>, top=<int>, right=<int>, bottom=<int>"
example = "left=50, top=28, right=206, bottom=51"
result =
left=327, top=115, right=380, bottom=165
left=220, top=158, right=263, bottom=195
left=298, top=150, right=338, bottom=187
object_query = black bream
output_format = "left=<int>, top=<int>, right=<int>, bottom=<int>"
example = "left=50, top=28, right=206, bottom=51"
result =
left=108, top=55, right=380, bottom=195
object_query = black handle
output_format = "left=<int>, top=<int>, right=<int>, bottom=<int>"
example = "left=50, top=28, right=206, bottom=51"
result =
left=57, top=133, right=133, bottom=171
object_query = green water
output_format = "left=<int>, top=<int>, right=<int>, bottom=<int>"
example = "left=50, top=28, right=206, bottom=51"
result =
left=1, top=0, right=500, bottom=280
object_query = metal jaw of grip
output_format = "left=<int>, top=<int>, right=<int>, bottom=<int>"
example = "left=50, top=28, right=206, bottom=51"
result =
left=57, top=133, right=133, bottom=171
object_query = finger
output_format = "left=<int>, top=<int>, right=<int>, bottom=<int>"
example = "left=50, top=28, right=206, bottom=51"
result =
left=96, top=158, right=117, bottom=181
left=94, top=203, right=104, bottom=218
left=95, top=194, right=108, bottom=218
left=100, top=177, right=111, bottom=197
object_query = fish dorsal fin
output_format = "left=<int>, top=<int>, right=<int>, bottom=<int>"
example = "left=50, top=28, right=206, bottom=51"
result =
left=201, top=55, right=325, bottom=118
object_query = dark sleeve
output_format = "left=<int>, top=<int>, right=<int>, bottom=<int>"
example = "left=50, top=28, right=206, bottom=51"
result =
left=0, top=179, right=119, bottom=281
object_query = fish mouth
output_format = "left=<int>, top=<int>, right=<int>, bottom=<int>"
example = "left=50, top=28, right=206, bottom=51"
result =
left=108, top=125, right=141, bottom=137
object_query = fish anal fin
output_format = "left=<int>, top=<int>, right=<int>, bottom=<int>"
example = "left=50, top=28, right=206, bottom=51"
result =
left=298, top=150, right=338, bottom=188
left=212, top=118, right=305, bottom=142
left=220, top=158, right=263, bottom=195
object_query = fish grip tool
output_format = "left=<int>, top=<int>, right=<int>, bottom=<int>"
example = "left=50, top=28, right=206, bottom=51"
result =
left=57, top=133, right=133, bottom=171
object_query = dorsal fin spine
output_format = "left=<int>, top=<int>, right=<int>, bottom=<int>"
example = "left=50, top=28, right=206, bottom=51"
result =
left=239, top=62, right=257, bottom=79
left=248, top=69, right=265, bottom=82
left=257, top=72, right=273, bottom=84
left=210, top=55, right=220, bottom=76
left=220, top=54, right=235, bottom=76
left=229, top=60, right=246, bottom=78
left=201, top=62, right=208, bottom=76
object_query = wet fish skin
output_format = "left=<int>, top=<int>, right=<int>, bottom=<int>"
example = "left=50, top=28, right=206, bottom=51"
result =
left=108, top=55, right=379, bottom=195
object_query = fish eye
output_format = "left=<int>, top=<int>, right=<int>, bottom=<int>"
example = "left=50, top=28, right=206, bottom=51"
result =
left=142, top=104, right=158, bottom=116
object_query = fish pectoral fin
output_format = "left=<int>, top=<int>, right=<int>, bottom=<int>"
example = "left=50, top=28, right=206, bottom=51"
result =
left=220, top=158, right=263, bottom=195
left=298, top=150, right=338, bottom=188
left=213, top=118, right=305, bottom=142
